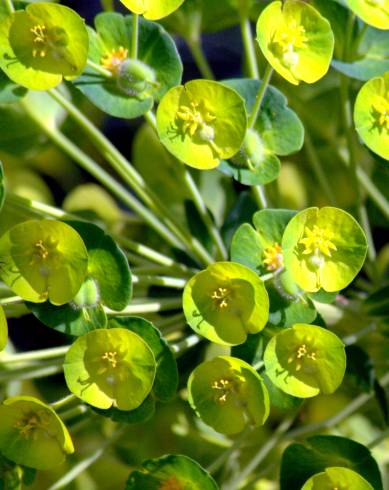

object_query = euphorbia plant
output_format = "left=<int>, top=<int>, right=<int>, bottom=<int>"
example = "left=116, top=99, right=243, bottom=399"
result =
left=0, top=0, right=388, bottom=488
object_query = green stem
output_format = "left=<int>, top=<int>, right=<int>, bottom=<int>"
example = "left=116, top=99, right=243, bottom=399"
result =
left=7, top=192, right=75, bottom=220
left=240, top=16, right=259, bottom=79
left=0, top=295, right=24, bottom=306
left=60, top=404, right=88, bottom=422
left=184, top=170, right=227, bottom=260
left=251, top=185, right=268, bottom=209
left=0, top=345, right=68, bottom=364
left=287, top=371, right=389, bottom=440
left=357, top=167, right=389, bottom=220
left=186, top=38, right=215, bottom=80
left=50, top=394, right=78, bottom=412
left=47, top=427, right=126, bottom=490
left=105, top=297, right=182, bottom=315
left=154, top=312, right=186, bottom=329
left=100, top=0, right=114, bottom=11
left=86, top=59, right=112, bottom=78
left=342, top=322, right=377, bottom=346
left=21, top=99, right=188, bottom=253
left=360, top=204, right=377, bottom=261
left=0, top=360, right=64, bottom=383
left=131, top=14, right=139, bottom=60
left=222, top=416, right=295, bottom=490
left=47, top=89, right=213, bottom=266
left=304, top=131, right=337, bottom=205
left=368, top=428, right=389, bottom=449
left=171, top=334, right=201, bottom=357
left=248, top=65, right=273, bottom=129
left=133, top=274, right=186, bottom=289
left=207, top=426, right=252, bottom=475
left=3, top=0, right=14, bottom=14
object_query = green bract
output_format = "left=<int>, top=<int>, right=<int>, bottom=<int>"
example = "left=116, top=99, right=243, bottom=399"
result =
left=63, top=328, right=156, bottom=410
left=264, top=323, right=346, bottom=398
left=188, top=356, right=270, bottom=434
left=348, top=0, right=389, bottom=30
left=74, top=12, right=182, bottom=119
left=183, top=261, right=269, bottom=346
left=0, top=396, right=74, bottom=470
left=282, top=207, right=368, bottom=292
left=157, top=80, right=247, bottom=169
left=119, top=0, right=185, bottom=20
left=126, top=454, right=218, bottom=489
left=301, top=467, right=374, bottom=490
left=0, top=219, right=88, bottom=305
left=0, top=161, right=4, bottom=213
left=220, top=79, right=304, bottom=185
left=0, top=3, right=88, bottom=90
left=0, top=305, right=7, bottom=351
left=354, top=73, right=389, bottom=161
left=256, top=1, right=334, bottom=85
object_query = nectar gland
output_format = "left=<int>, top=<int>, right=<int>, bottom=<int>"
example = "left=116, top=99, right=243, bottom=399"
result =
left=211, top=287, right=230, bottom=309
left=274, top=20, right=308, bottom=67
left=299, top=225, right=337, bottom=257
left=159, top=476, right=182, bottom=490
left=263, top=242, right=283, bottom=271
left=101, top=47, right=129, bottom=73
left=14, top=410, right=50, bottom=440
left=372, top=93, right=389, bottom=132
left=31, top=24, right=48, bottom=58
left=288, top=343, right=317, bottom=372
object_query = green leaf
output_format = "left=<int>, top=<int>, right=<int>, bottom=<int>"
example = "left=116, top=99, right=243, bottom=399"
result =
left=108, top=316, right=178, bottom=402
left=256, top=0, right=334, bottom=85
left=73, top=13, right=182, bottom=119
left=280, top=435, right=383, bottom=490
left=157, top=79, right=247, bottom=169
left=93, top=394, right=155, bottom=425
left=332, top=58, right=389, bottom=81
left=0, top=305, right=7, bottom=352
left=0, top=219, right=89, bottom=305
left=183, top=261, right=269, bottom=346
left=66, top=220, right=132, bottom=311
left=262, top=372, right=303, bottom=411
left=188, top=356, right=270, bottom=434
left=126, top=454, right=219, bottom=489
left=63, top=327, right=156, bottom=410
left=0, top=71, right=27, bottom=104
left=264, top=323, right=346, bottom=398
left=0, top=396, right=74, bottom=471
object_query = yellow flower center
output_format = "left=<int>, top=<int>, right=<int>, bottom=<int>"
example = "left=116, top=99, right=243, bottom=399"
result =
left=299, top=225, right=337, bottom=257
left=14, top=410, right=50, bottom=440
left=273, top=21, right=308, bottom=68
left=211, top=287, right=230, bottom=309
left=30, top=236, right=59, bottom=265
left=159, top=477, right=182, bottom=490
left=372, top=93, right=389, bottom=132
left=288, top=343, right=317, bottom=372
left=102, top=351, right=118, bottom=368
left=101, top=46, right=129, bottom=73
left=212, top=378, right=232, bottom=404
left=263, top=243, right=283, bottom=271
left=176, top=100, right=216, bottom=139
left=31, top=24, right=48, bottom=58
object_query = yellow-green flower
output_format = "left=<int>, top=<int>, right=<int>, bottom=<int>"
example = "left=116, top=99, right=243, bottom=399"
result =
left=256, top=1, right=334, bottom=85
left=348, top=0, right=389, bottom=30
left=119, top=0, right=185, bottom=20
left=301, top=466, right=374, bottom=490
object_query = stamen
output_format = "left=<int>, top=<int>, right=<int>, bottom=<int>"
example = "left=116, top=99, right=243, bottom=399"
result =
left=263, top=243, right=283, bottom=271
left=212, top=378, right=231, bottom=404
left=14, top=410, right=50, bottom=440
left=102, top=351, right=118, bottom=368
left=31, top=24, right=48, bottom=58
left=176, top=100, right=216, bottom=139
left=101, top=46, right=128, bottom=73
left=299, top=225, right=337, bottom=257
left=211, top=287, right=230, bottom=309
left=372, top=93, right=389, bottom=132
left=159, top=476, right=182, bottom=490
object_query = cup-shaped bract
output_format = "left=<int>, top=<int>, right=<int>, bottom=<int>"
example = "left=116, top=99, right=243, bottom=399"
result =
left=0, top=305, right=7, bottom=351
left=157, top=80, right=247, bottom=169
left=0, top=219, right=88, bottom=305
left=282, top=207, right=367, bottom=292
left=348, top=0, right=389, bottom=30
left=0, top=3, right=88, bottom=90
left=188, top=356, right=270, bottom=434
left=301, top=466, right=374, bottom=490
left=126, top=454, right=218, bottom=490
left=183, top=261, right=269, bottom=346
left=63, top=328, right=156, bottom=411
left=264, top=323, right=346, bottom=398
left=256, top=1, right=334, bottom=85
left=354, top=73, right=389, bottom=161
left=0, top=396, right=74, bottom=470
left=119, top=0, right=185, bottom=20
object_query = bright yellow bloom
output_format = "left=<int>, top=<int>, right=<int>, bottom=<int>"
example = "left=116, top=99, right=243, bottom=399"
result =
left=176, top=101, right=216, bottom=138
left=299, top=225, right=337, bottom=257
left=101, top=46, right=129, bottom=73
left=263, top=243, right=283, bottom=271
left=372, top=93, right=389, bottom=131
